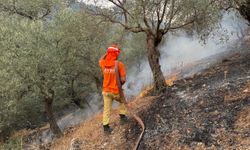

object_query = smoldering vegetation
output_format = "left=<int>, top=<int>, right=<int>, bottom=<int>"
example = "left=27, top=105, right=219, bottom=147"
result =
left=137, top=43, right=250, bottom=149
left=125, top=11, right=248, bottom=97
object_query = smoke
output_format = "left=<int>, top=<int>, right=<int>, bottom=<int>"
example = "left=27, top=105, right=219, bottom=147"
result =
left=81, top=0, right=113, bottom=8
left=27, top=10, right=248, bottom=148
left=55, top=11, right=247, bottom=130
left=57, top=93, right=102, bottom=130
left=124, top=10, right=249, bottom=97
left=30, top=93, right=102, bottom=145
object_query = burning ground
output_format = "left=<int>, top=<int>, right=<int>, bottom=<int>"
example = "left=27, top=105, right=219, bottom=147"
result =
left=137, top=49, right=250, bottom=149
left=49, top=42, right=250, bottom=150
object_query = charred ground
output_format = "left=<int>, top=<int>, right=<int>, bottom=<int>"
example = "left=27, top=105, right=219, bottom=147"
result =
left=136, top=48, right=250, bottom=149
left=49, top=43, right=250, bottom=150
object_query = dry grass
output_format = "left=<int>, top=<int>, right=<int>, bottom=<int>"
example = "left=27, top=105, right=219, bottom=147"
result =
left=138, top=74, right=178, bottom=98
left=51, top=96, right=156, bottom=150
left=235, top=107, right=250, bottom=131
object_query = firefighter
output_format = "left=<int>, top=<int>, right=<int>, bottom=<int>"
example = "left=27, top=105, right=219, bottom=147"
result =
left=99, top=44, right=128, bottom=134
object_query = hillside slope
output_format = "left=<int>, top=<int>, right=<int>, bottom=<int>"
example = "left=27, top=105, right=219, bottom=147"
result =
left=50, top=45, right=250, bottom=150
left=51, top=96, right=156, bottom=150
left=138, top=49, right=250, bottom=149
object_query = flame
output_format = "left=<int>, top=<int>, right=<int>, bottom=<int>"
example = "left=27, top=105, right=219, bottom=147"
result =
left=137, top=73, right=178, bottom=98
left=165, top=74, right=177, bottom=87
left=138, top=86, right=153, bottom=98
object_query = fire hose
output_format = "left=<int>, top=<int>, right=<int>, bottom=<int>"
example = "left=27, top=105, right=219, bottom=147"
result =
left=115, top=61, right=145, bottom=150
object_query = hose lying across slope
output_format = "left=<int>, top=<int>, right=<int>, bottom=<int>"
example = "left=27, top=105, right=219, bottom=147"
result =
left=124, top=104, right=145, bottom=150
left=115, top=61, right=145, bottom=150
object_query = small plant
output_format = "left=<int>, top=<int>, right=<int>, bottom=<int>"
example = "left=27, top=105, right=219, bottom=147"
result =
left=0, top=137, right=23, bottom=150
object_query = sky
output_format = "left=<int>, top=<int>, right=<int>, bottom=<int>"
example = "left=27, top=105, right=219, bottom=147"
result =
left=78, top=0, right=114, bottom=8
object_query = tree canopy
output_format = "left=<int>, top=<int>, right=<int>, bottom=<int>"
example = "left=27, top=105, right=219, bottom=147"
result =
left=88, top=0, right=223, bottom=92
left=0, top=0, right=147, bottom=141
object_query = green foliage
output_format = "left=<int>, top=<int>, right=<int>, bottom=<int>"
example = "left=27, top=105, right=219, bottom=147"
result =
left=0, top=0, right=58, bottom=19
left=0, top=3, right=111, bottom=139
left=121, top=33, right=147, bottom=71
left=0, top=137, right=23, bottom=150
left=0, top=0, right=153, bottom=141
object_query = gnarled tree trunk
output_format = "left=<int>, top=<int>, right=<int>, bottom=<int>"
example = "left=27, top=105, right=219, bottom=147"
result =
left=146, top=34, right=167, bottom=93
left=44, top=96, right=62, bottom=136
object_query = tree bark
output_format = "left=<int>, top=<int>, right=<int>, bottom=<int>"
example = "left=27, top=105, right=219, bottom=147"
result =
left=239, top=0, right=250, bottom=24
left=44, top=97, right=62, bottom=136
left=146, top=33, right=167, bottom=93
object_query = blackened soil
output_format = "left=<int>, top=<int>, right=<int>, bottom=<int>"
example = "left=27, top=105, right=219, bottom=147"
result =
left=136, top=49, right=250, bottom=149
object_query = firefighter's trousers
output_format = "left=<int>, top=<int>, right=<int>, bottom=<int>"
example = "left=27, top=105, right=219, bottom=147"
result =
left=102, top=92, right=127, bottom=125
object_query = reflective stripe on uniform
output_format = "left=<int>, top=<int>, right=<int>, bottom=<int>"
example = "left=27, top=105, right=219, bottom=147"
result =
left=108, top=46, right=119, bottom=51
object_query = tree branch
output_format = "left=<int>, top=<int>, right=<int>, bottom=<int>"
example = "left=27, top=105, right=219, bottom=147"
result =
left=108, top=0, right=131, bottom=23
left=163, top=0, right=176, bottom=33
left=160, top=0, right=169, bottom=23
left=157, top=0, right=169, bottom=33
left=0, top=2, right=51, bottom=20
left=89, top=10, right=145, bottom=33
left=141, top=0, right=152, bottom=31
left=168, top=19, right=195, bottom=30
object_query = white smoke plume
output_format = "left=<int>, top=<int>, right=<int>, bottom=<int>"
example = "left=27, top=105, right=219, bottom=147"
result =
left=30, top=93, right=102, bottom=145
left=28, top=10, right=248, bottom=147
left=57, top=93, right=102, bottom=130
left=124, top=10, right=249, bottom=97
left=55, top=10, right=248, bottom=134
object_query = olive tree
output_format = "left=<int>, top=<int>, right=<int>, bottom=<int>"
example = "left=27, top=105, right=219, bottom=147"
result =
left=0, top=0, right=56, bottom=20
left=0, top=2, right=110, bottom=137
left=87, top=0, right=222, bottom=92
